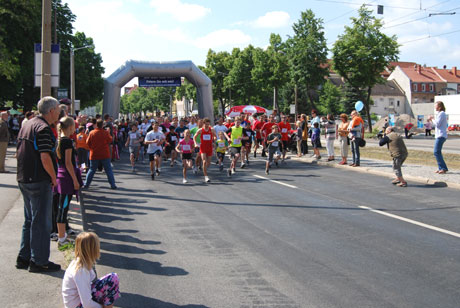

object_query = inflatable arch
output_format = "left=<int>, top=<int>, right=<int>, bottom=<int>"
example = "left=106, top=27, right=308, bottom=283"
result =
left=103, top=60, right=213, bottom=122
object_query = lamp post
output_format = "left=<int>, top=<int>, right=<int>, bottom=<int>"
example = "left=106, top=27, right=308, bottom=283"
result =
left=70, top=44, right=93, bottom=115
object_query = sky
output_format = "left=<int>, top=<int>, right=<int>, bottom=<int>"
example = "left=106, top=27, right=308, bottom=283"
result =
left=64, top=0, right=460, bottom=87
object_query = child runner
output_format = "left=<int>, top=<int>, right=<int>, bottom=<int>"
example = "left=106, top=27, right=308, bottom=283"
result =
left=278, top=115, right=291, bottom=162
left=62, top=232, right=120, bottom=308
left=215, top=131, right=229, bottom=172
left=225, top=116, right=249, bottom=177
left=190, top=119, right=203, bottom=174
left=265, top=125, right=282, bottom=175
left=241, top=125, right=254, bottom=168
left=144, top=122, right=165, bottom=180
left=176, top=129, right=195, bottom=183
left=125, top=122, right=142, bottom=172
left=311, top=122, right=321, bottom=159
left=165, top=125, right=179, bottom=167
left=194, top=117, right=216, bottom=183
left=55, top=117, right=82, bottom=247
left=76, top=125, right=89, bottom=172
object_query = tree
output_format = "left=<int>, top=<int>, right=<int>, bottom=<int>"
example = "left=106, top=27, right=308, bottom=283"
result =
left=332, top=5, right=399, bottom=132
left=318, top=80, right=344, bottom=115
left=252, top=34, right=289, bottom=112
left=287, top=9, right=329, bottom=112
left=203, top=49, right=231, bottom=115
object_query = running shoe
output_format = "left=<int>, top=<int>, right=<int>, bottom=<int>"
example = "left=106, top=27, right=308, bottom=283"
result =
left=265, top=168, right=269, bottom=175
left=232, top=168, right=236, bottom=174
left=227, top=168, right=232, bottom=177
left=183, top=178, right=188, bottom=184
left=254, top=152, right=257, bottom=158
left=158, top=168, right=162, bottom=172
left=156, top=169, right=160, bottom=176
left=205, top=176, right=210, bottom=183
left=50, top=233, right=58, bottom=242
left=241, top=163, right=246, bottom=169
left=151, top=173, right=155, bottom=180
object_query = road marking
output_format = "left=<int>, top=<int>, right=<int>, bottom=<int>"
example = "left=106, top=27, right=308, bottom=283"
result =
left=254, top=175, right=298, bottom=189
left=359, top=206, right=460, bottom=239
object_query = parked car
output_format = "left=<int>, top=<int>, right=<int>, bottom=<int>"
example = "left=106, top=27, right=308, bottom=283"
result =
left=448, top=124, right=460, bottom=131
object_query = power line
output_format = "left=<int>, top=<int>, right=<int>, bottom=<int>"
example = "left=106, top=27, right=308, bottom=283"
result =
left=383, top=0, right=451, bottom=26
left=383, top=6, right=459, bottom=29
left=323, top=0, right=377, bottom=24
left=316, top=0, right=438, bottom=11
left=399, top=29, right=460, bottom=45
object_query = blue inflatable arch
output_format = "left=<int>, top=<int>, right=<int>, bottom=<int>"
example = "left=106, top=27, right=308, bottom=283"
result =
left=103, top=60, right=213, bottom=122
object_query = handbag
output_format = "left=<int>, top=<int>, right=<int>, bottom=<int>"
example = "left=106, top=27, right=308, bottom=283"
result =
left=358, top=138, right=366, bottom=147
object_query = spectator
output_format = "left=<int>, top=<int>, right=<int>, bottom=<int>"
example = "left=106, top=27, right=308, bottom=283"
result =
left=9, top=114, right=20, bottom=144
left=404, top=122, right=414, bottom=139
left=0, top=111, right=10, bottom=172
left=337, top=113, right=349, bottom=165
left=300, top=114, right=309, bottom=155
left=348, top=110, right=364, bottom=167
left=379, top=126, right=408, bottom=187
left=429, top=101, right=448, bottom=174
left=83, top=119, right=117, bottom=189
left=16, top=96, right=61, bottom=272
left=324, top=114, right=336, bottom=161
left=424, top=119, right=432, bottom=136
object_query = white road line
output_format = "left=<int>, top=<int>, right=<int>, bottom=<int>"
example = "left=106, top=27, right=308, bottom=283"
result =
left=359, top=206, right=460, bottom=239
left=254, top=175, right=298, bottom=189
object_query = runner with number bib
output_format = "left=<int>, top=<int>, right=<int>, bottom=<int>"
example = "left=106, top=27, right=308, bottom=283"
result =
left=194, top=118, right=216, bottom=183
left=225, top=116, right=249, bottom=177
left=176, top=129, right=195, bottom=183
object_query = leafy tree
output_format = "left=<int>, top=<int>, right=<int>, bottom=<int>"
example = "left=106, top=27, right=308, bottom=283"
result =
left=287, top=9, right=329, bottom=112
left=252, top=34, right=289, bottom=111
left=203, top=49, right=231, bottom=115
left=332, top=5, right=399, bottom=132
left=318, top=80, right=344, bottom=115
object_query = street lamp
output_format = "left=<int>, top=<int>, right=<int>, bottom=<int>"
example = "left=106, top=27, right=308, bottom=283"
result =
left=70, top=44, right=93, bottom=115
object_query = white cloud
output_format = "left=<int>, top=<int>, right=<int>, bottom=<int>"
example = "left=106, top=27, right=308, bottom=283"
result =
left=194, top=29, right=251, bottom=49
left=252, top=11, right=290, bottom=29
left=149, top=0, right=211, bottom=22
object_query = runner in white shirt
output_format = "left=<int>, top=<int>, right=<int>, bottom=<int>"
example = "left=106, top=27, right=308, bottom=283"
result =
left=144, top=122, right=165, bottom=180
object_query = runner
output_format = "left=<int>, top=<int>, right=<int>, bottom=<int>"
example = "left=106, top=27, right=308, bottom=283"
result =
left=261, top=115, right=276, bottom=157
left=225, top=116, right=249, bottom=177
left=125, top=122, right=142, bottom=172
left=144, top=122, right=165, bottom=180
left=164, top=125, right=179, bottom=167
left=278, top=115, right=291, bottom=162
left=241, top=124, right=254, bottom=168
left=215, top=131, right=229, bottom=172
left=252, top=114, right=265, bottom=158
left=175, top=119, right=187, bottom=140
left=265, top=125, right=282, bottom=175
left=176, top=129, right=195, bottom=183
left=190, top=119, right=203, bottom=174
left=194, top=117, right=216, bottom=183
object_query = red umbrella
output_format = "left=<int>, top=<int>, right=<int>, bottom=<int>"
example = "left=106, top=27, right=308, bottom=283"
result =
left=225, top=105, right=267, bottom=117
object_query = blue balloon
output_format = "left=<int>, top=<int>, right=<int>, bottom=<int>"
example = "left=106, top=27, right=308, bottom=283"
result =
left=355, top=101, right=364, bottom=112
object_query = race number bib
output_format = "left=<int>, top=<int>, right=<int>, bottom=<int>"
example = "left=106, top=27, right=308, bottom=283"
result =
left=129, top=133, right=137, bottom=140
left=281, top=128, right=288, bottom=133
left=218, top=142, right=225, bottom=148
left=203, top=134, right=211, bottom=141
left=182, top=144, right=191, bottom=151
left=246, top=132, right=252, bottom=136
left=171, top=136, right=177, bottom=142
left=272, top=141, right=279, bottom=147
left=233, top=139, right=241, bottom=145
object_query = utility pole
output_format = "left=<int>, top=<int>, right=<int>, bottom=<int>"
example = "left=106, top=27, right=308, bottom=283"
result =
left=41, top=0, right=52, bottom=98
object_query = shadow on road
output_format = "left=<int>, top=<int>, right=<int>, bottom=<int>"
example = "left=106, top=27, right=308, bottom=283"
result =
left=117, top=292, right=210, bottom=308
left=99, top=252, right=188, bottom=276
left=101, top=241, right=166, bottom=255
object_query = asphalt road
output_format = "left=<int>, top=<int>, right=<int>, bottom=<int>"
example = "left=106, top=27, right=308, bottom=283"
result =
left=83, top=153, right=460, bottom=308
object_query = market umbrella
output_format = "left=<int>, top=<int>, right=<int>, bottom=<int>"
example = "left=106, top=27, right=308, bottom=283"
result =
left=225, top=105, right=268, bottom=117
left=8, top=109, right=21, bottom=115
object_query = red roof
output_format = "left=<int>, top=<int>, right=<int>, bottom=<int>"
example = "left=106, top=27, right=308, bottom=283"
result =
left=431, top=67, right=460, bottom=83
left=398, top=64, right=444, bottom=83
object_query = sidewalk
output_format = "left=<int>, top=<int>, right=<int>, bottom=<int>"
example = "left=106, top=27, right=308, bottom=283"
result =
left=290, top=149, right=460, bottom=190
left=0, top=146, right=84, bottom=308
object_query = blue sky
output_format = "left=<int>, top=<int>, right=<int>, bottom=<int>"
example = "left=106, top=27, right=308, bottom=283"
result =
left=65, top=0, right=460, bottom=85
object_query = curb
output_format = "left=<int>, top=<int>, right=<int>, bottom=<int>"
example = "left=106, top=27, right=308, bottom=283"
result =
left=290, top=155, right=460, bottom=190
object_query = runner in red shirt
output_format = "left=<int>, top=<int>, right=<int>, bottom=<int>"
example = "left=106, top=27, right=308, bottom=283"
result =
left=278, top=115, right=291, bottom=162
left=261, top=115, right=276, bottom=157
left=251, top=114, right=265, bottom=158
left=194, top=117, right=216, bottom=183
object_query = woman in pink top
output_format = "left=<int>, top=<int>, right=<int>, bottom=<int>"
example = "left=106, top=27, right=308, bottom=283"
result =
left=176, top=129, right=195, bottom=183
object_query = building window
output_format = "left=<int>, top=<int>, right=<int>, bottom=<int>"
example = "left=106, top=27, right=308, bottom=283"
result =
left=430, top=84, right=434, bottom=92
left=397, top=101, right=400, bottom=107
left=422, top=84, right=426, bottom=92
left=413, top=83, right=417, bottom=92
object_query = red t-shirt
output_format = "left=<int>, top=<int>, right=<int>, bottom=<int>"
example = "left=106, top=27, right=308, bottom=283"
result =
left=278, top=122, right=291, bottom=141
left=200, top=127, right=213, bottom=154
left=252, top=120, right=264, bottom=139
left=86, top=128, right=112, bottom=160
left=261, top=122, right=275, bottom=139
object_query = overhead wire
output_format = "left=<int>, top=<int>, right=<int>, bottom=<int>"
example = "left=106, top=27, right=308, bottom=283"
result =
left=399, top=29, right=460, bottom=45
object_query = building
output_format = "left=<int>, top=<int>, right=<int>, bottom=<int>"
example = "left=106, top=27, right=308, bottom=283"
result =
left=388, top=63, right=460, bottom=118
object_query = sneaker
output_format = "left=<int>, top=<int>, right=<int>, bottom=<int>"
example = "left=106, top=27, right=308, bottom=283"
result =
left=265, top=168, right=269, bottom=175
left=29, top=260, right=61, bottom=273
left=183, top=178, right=188, bottom=184
left=156, top=169, right=160, bottom=176
left=227, top=168, right=232, bottom=177
left=151, top=173, right=155, bottom=180
left=50, top=233, right=58, bottom=241
left=254, top=152, right=257, bottom=158
left=241, top=163, right=246, bottom=169
left=158, top=168, right=162, bottom=172
left=205, top=176, right=210, bottom=183
left=16, top=256, right=30, bottom=270
left=232, top=168, right=236, bottom=174
left=110, top=186, right=118, bottom=190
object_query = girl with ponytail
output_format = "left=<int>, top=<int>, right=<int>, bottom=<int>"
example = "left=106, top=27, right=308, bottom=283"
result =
left=56, top=116, right=83, bottom=246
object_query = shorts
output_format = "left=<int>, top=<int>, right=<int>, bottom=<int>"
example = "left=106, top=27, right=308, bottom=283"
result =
left=243, top=142, right=252, bottom=152
left=312, top=139, right=321, bottom=149
left=200, top=147, right=213, bottom=157
left=165, top=145, right=176, bottom=155
left=282, top=140, right=289, bottom=151
left=148, top=150, right=162, bottom=161
left=182, top=153, right=192, bottom=160
left=129, top=146, right=140, bottom=155
left=268, top=147, right=281, bottom=163
left=217, top=152, right=225, bottom=161
left=256, top=138, right=262, bottom=145
left=230, top=147, right=241, bottom=158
